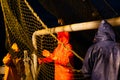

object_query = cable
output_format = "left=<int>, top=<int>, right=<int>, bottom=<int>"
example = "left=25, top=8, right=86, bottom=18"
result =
left=103, top=0, right=119, bottom=17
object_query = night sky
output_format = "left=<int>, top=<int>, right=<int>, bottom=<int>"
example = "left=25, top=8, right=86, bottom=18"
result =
left=92, top=0, right=120, bottom=18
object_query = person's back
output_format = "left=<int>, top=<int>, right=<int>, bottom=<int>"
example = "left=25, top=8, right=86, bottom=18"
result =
left=82, top=20, right=120, bottom=80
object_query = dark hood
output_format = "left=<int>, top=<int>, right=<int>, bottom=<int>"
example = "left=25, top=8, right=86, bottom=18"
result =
left=93, top=20, right=115, bottom=43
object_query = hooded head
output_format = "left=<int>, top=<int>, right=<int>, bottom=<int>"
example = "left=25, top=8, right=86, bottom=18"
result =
left=93, top=20, right=115, bottom=43
left=11, top=43, right=19, bottom=53
left=57, top=31, right=69, bottom=44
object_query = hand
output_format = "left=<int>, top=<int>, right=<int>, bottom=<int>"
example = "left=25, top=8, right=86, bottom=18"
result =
left=15, top=58, right=21, bottom=63
left=42, top=50, right=51, bottom=57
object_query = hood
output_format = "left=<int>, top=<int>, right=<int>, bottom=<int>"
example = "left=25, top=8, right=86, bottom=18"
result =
left=93, top=20, right=115, bottom=43
left=57, top=31, right=69, bottom=44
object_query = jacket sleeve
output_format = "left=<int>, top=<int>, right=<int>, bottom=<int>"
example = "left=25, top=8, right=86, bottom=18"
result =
left=3, top=53, right=12, bottom=66
left=81, top=46, right=95, bottom=78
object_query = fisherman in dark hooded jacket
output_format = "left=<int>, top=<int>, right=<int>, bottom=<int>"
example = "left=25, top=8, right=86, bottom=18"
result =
left=82, top=20, right=120, bottom=80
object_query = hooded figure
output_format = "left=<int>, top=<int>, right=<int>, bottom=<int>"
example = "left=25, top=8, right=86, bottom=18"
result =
left=3, top=43, right=21, bottom=80
left=38, top=31, right=73, bottom=80
left=82, top=20, right=120, bottom=80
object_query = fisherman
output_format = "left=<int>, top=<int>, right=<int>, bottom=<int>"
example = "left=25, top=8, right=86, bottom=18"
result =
left=82, top=20, right=120, bottom=80
left=3, top=43, right=23, bottom=80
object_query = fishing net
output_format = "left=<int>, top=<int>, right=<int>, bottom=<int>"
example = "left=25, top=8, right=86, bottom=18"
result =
left=1, top=0, right=58, bottom=79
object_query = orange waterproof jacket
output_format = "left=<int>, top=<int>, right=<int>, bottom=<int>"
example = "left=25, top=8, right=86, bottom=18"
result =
left=38, top=32, right=73, bottom=80
left=3, top=53, right=21, bottom=80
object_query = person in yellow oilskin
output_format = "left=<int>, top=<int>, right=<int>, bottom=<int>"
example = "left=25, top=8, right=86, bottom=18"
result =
left=3, top=43, right=21, bottom=80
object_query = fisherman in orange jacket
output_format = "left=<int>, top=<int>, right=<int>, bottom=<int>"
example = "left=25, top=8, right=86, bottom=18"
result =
left=3, top=43, right=21, bottom=80
left=38, top=32, right=73, bottom=80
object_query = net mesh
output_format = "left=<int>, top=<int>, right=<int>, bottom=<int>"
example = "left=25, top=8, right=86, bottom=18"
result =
left=1, top=0, right=87, bottom=79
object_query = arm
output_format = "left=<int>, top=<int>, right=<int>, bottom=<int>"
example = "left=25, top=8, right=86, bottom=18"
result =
left=3, top=53, right=12, bottom=66
left=38, top=57, right=53, bottom=64
left=81, top=47, right=94, bottom=78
